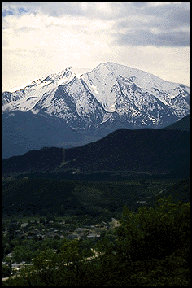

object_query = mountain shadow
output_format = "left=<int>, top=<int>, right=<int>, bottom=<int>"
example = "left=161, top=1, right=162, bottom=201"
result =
left=2, top=110, right=84, bottom=159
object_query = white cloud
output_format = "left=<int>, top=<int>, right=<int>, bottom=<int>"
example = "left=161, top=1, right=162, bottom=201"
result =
left=2, top=2, right=190, bottom=91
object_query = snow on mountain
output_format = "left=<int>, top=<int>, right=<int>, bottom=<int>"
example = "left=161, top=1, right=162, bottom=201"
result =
left=2, top=67, right=76, bottom=112
left=82, top=63, right=189, bottom=117
left=2, top=62, right=190, bottom=130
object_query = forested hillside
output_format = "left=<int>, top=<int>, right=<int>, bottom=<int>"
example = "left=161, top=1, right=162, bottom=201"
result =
left=2, top=128, right=190, bottom=176
left=3, top=191, right=190, bottom=286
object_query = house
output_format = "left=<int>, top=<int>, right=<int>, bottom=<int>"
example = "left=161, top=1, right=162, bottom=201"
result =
left=37, top=234, right=45, bottom=239
left=87, top=233, right=100, bottom=238
left=95, top=224, right=102, bottom=228
left=75, top=228, right=85, bottom=232
left=21, top=223, right=28, bottom=228
left=67, top=233, right=79, bottom=240
left=6, top=252, right=13, bottom=258
left=136, top=201, right=147, bottom=204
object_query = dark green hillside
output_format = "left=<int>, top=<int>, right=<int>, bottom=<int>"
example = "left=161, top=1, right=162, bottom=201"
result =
left=2, top=147, right=63, bottom=176
left=65, top=129, right=190, bottom=173
left=141, top=178, right=190, bottom=210
left=165, top=162, right=190, bottom=179
left=2, top=175, right=188, bottom=219
left=2, top=177, right=141, bottom=218
left=2, top=129, right=190, bottom=176
left=155, top=178, right=190, bottom=204
left=2, top=178, right=78, bottom=216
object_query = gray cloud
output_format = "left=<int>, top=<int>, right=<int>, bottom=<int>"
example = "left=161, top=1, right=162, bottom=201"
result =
left=2, top=2, right=190, bottom=48
left=111, top=29, right=190, bottom=47
left=111, top=2, right=190, bottom=47
left=131, top=2, right=148, bottom=8
left=2, top=2, right=190, bottom=22
left=142, top=3, right=190, bottom=29
left=115, top=7, right=190, bottom=31
left=2, top=2, right=114, bottom=19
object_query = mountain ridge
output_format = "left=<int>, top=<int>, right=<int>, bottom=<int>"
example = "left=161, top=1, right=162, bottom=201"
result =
left=2, top=128, right=190, bottom=176
left=2, top=62, right=190, bottom=158
left=2, top=62, right=190, bottom=126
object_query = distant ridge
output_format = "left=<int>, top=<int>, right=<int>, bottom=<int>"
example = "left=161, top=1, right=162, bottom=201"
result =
left=164, top=115, right=190, bottom=131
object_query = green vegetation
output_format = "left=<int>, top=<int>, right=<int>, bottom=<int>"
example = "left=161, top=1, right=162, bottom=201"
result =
left=2, top=264, right=11, bottom=278
left=2, top=193, right=190, bottom=286
left=2, top=177, right=182, bottom=221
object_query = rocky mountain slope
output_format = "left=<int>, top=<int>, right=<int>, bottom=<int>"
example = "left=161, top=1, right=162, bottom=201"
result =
left=2, top=62, right=190, bottom=158
left=3, top=63, right=190, bottom=128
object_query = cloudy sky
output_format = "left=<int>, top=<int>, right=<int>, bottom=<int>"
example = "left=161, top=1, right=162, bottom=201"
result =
left=2, top=2, right=190, bottom=92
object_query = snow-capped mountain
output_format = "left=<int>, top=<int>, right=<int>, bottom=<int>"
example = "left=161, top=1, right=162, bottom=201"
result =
left=2, top=62, right=190, bottom=130
left=2, top=62, right=190, bottom=158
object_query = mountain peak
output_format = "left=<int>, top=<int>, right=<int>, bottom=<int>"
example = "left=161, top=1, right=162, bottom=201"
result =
left=2, top=62, right=190, bottom=129
left=2, top=62, right=190, bottom=158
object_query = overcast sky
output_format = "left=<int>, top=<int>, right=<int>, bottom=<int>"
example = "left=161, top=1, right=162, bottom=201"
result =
left=2, top=2, right=190, bottom=92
